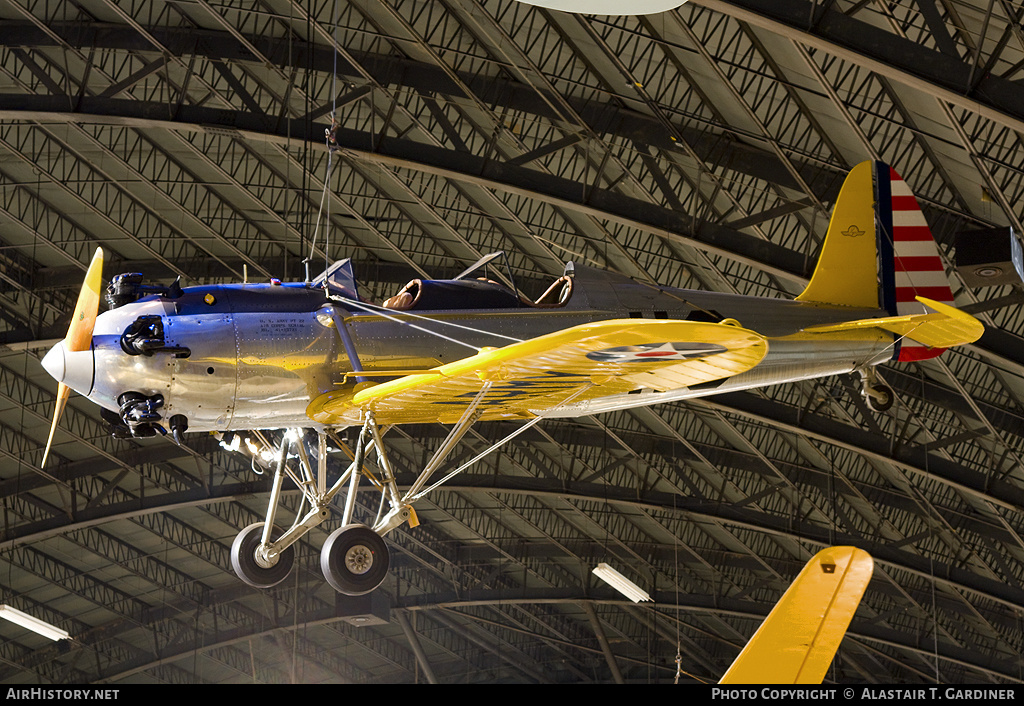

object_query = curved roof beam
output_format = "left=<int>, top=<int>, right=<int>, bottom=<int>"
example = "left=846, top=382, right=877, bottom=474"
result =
left=398, top=591, right=1022, bottom=682
left=0, top=20, right=833, bottom=193
left=703, top=392, right=1024, bottom=512
left=698, top=0, right=1024, bottom=134
left=11, top=581, right=1018, bottom=684
left=698, top=0, right=1024, bottom=240
left=4, top=396, right=1020, bottom=550
left=0, top=94, right=808, bottom=281
left=5, top=468, right=1024, bottom=615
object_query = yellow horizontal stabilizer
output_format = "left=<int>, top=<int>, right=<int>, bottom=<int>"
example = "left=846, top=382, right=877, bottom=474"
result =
left=719, top=547, right=873, bottom=685
left=308, top=318, right=768, bottom=425
left=802, top=297, right=984, bottom=350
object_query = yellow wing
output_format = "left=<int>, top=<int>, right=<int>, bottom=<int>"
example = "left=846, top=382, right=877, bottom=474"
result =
left=719, top=547, right=874, bottom=685
left=308, top=319, right=768, bottom=425
left=802, top=296, right=984, bottom=349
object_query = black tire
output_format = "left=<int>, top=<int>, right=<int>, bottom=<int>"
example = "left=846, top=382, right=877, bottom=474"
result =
left=231, top=522, right=295, bottom=588
left=320, top=524, right=390, bottom=595
left=866, top=384, right=894, bottom=412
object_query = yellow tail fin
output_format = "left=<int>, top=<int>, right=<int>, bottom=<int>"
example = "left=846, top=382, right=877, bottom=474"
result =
left=796, top=162, right=878, bottom=308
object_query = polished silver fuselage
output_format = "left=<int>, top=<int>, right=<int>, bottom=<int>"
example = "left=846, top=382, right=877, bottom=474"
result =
left=72, top=264, right=895, bottom=433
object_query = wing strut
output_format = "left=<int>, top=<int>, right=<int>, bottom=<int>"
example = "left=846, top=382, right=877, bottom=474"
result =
left=371, top=383, right=493, bottom=535
left=395, top=383, right=594, bottom=506
left=403, top=382, right=491, bottom=499
left=406, top=414, right=546, bottom=502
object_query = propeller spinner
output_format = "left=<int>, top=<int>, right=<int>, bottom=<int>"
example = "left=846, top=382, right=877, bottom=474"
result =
left=39, top=248, right=104, bottom=469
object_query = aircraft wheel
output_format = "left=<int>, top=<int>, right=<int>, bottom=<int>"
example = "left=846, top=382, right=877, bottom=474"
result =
left=321, top=524, right=390, bottom=595
left=865, top=384, right=894, bottom=412
left=231, top=522, right=294, bottom=588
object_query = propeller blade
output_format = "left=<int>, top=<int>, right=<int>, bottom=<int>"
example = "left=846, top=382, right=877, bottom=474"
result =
left=65, top=248, right=103, bottom=353
left=40, top=383, right=70, bottom=470
left=40, top=248, right=103, bottom=468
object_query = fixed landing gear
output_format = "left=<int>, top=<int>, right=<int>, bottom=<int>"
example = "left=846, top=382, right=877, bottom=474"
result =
left=321, top=524, right=390, bottom=595
left=857, top=367, right=894, bottom=412
left=231, top=520, right=391, bottom=595
left=228, top=403, right=531, bottom=595
left=231, top=522, right=295, bottom=588
left=227, top=423, right=405, bottom=596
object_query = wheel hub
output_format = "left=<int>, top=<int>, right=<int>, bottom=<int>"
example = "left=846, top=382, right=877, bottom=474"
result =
left=345, top=544, right=374, bottom=575
left=254, top=545, right=278, bottom=570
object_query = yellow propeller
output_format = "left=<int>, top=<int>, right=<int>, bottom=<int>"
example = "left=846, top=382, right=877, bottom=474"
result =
left=40, top=248, right=104, bottom=469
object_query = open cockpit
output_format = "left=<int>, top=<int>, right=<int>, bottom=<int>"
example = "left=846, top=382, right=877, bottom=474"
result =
left=381, top=274, right=572, bottom=311
left=320, top=251, right=574, bottom=312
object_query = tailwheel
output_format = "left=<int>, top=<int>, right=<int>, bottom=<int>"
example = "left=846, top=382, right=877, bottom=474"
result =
left=865, top=384, right=895, bottom=412
left=231, top=522, right=295, bottom=588
left=857, top=367, right=895, bottom=413
left=321, top=524, right=390, bottom=595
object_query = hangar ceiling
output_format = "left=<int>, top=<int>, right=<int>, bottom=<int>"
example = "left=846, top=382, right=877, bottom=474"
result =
left=0, top=0, right=1023, bottom=684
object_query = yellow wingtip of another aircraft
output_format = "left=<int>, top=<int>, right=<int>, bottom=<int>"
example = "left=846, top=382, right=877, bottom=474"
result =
left=719, top=546, right=873, bottom=685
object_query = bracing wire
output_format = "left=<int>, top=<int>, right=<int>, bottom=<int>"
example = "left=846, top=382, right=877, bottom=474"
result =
left=673, top=488, right=682, bottom=684
left=337, top=296, right=524, bottom=348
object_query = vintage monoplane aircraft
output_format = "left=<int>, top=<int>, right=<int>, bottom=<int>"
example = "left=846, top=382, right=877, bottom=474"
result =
left=39, top=160, right=981, bottom=595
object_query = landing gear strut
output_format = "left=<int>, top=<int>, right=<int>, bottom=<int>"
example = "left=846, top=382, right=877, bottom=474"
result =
left=229, top=394, right=552, bottom=595
left=857, top=367, right=894, bottom=412
left=228, top=423, right=403, bottom=596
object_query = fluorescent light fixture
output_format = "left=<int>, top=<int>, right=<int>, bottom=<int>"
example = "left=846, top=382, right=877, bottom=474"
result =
left=0, top=605, right=69, bottom=641
left=514, top=0, right=687, bottom=15
left=592, top=563, right=652, bottom=603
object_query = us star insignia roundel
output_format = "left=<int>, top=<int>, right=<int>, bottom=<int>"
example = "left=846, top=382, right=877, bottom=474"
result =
left=585, top=342, right=728, bottom=362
